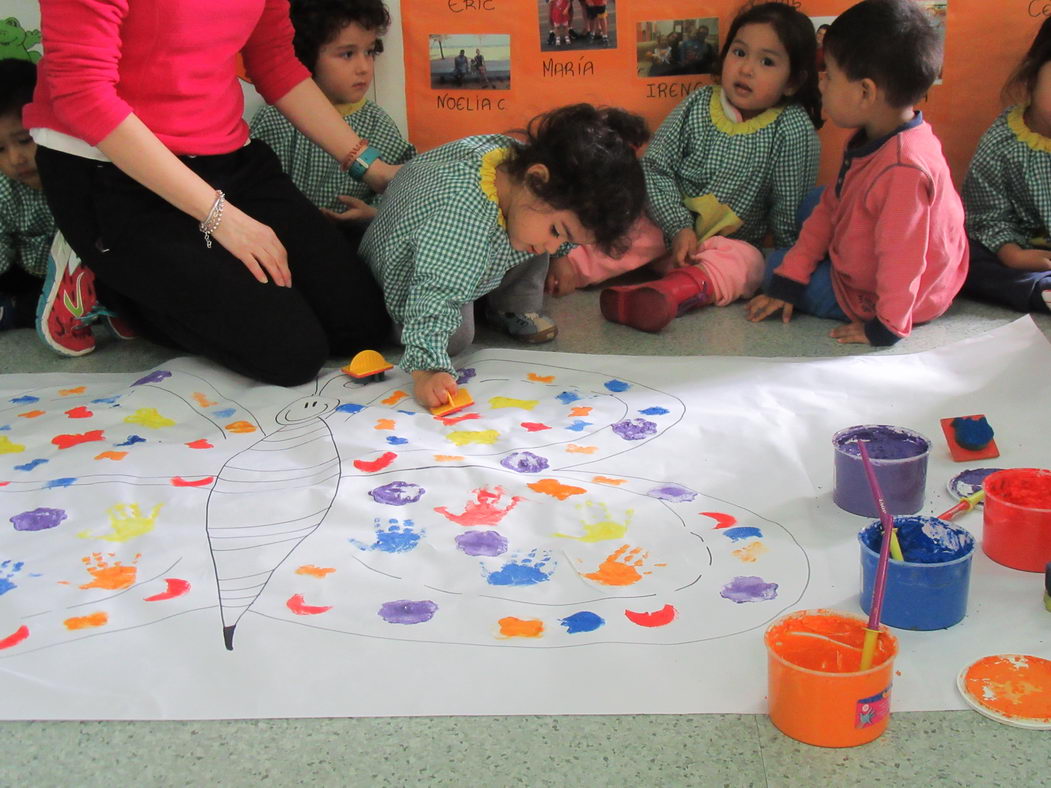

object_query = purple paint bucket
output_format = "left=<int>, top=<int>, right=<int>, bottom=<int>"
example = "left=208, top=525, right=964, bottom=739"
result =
left=833, top=425, right=931, bottom=517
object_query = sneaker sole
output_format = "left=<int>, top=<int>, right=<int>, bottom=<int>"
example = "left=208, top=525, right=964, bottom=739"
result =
left=35, top=243, right=95, bottom=357
left=600, top=286, right=675, bottom=333
left=515, top=325, right=558, bottom=344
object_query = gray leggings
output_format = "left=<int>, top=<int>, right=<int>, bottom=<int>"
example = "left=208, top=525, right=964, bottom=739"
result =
left=393, top=253, right=549, bottom=357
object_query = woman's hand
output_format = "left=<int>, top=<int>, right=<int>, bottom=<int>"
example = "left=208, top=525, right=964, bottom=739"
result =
left=412, top=369, right=458, bottom=409
left=210, top=201, right=292, bottom=287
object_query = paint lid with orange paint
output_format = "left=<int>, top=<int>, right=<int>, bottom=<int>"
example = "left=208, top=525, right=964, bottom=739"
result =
left=957, top=654, right=1051, bottom=729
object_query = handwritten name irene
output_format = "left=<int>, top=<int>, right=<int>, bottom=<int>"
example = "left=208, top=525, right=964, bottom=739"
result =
left=645, top=81, right=707, bottom=99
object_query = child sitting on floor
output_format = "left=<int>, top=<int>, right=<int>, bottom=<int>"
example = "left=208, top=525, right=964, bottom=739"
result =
left=360, top=104, right=648, bottom=407
left=747, top=0, right=967, bottom=345
left=548, top=3, right=822, bottom=334
left=0, top=59, right=53, bottom=331
left=250, top=0, right=415, bottom=247
left=960, top=16, right=1051, bottom=314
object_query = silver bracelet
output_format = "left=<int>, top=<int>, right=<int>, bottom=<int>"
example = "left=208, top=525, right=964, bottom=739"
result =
left=199, top=190, right=225, bottom=248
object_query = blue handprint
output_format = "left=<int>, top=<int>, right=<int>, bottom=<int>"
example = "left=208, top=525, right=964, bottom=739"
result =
left=350, top=518, right=424, bottom=553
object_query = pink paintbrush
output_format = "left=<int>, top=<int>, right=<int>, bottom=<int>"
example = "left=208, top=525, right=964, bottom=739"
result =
left=857, top=440, right=894, bottom=669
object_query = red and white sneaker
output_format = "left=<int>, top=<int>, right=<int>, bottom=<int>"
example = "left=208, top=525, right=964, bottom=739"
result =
left=105, top=314, right=138, bottom=341
left=35, top=233, right=99, bottom=357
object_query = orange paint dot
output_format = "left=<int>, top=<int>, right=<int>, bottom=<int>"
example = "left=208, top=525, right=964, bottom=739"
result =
left=527, top=478, right=587, bottom=500
left=592, top=476, right=627, bottom=485
left=59, top=386, right=86, bottom=396
left=375, top=418, right=396, bottom=430
left=193, top=392, right=217, bottom=407
left=382, top=390, right=409, bottom=406
left=64, top=612, right=109, bottom=630
left=566, top=444, right=597, bottom=454
left=18, top=410, right=45, bottom=419
left=569, top=406, right=593, bottom=417
left=434, top=454, right=465, bottom=462
left=498, top=616, right=544, bottom=638
left=296, top=565, right=336, bottom=578
left=94, top=451, right=128, bottom=461
left=527, top=373, right=554, bottom=383
left=224, top=421, right=256, bottom=434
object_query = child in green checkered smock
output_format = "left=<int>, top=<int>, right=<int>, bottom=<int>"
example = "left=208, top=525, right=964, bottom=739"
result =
left=360, top=104, right=650, bottom=408
left=558, top=4, right=823, bottom=334
left=250, top=0, right=414, bottom=245
left=961, top=17, right=1051, bottom=314
left=0, top=58, right=54, bottom=331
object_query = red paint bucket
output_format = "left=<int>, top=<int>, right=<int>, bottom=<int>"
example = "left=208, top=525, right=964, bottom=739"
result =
left=982, top=468, right=1051, bottom=572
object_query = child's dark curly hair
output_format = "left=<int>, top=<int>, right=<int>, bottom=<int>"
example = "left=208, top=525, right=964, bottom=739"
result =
left=1004, top=16, right=1051, bottom=106
left=290, top=0, right=390, bottom=73
left=0, top=58, right=37, bottom=118
left=502, top=104, right=649, bottom=258
left=717, top=2, right=823, bottom=128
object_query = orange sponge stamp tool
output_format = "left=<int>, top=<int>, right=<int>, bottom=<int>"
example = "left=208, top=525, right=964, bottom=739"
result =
left=940, top=414, right=999, bottom=462
left=429, top=387, right=474, bottom=417
left=342, top=350, right=393, bottom=382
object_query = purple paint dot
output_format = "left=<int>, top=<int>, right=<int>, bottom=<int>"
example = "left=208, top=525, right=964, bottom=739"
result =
left=500, top=451, right=549, bottom=473
left=455, top=530, right=508, bottom=556
left=378, top=599, right=438, bottom=624
left=369, top=481, right=425, bottom=505
left=10, top=507, right=67, bottom=532
left=132, top=370, right=172, bottom=386
left=720, top=576, right=779, bottom=603
left=612, top=418, right=657, bottom=441
left=646, top=484, right=697, bottom=502
left=456, top=367, right=476, bottom=385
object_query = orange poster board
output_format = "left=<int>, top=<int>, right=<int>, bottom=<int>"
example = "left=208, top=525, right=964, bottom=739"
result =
left=401, top=0, right=1047, bottom=186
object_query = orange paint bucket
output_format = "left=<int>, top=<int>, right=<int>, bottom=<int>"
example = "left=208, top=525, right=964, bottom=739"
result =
left=764, top=609, right=898, bottom=747
left=982, top=468, right=1051, bottom=572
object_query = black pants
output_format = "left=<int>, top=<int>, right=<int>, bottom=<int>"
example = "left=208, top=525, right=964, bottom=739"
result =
left=964, top=241, right=1051, bottom=313
left=35, top=142, right=391, bottom=386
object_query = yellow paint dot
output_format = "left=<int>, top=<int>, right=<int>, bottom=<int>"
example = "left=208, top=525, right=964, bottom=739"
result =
left=446, top=430, right=500, bottom=446
left=125, top=408, right=175, bottom=429
left=488, top=396, right=539, bottom=411
left=0, top=436, right=26, bottom=454
left=732, top=541, right=768, bottom=563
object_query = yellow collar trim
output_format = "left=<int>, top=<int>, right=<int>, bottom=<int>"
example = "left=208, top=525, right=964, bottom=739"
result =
left=1007, top=105, right=1051, bottom=153
left=709, top=86, right=784, bottom=135
left=333, top=98, right=367, bottom=117
left=479, top=147, right=511, bottom=228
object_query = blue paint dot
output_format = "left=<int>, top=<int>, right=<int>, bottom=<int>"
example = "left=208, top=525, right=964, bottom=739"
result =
left=213, top=408, right=236, bottom=418
left=565, top=420, right=592, bottom=432
left=397, top=410, right=416, bottom=416
left=386, top=436, right=409, bottom=445
left=639, top=406, right=669, bottom=415
left=91, top=395, right=121, bottom=404
left=560, top=611, right=605, bottom=633
left=336, top=403, right=364, bottom=414
left=10, top=395, right=38, bottom=404
left=44, top=477, right=76, bottom=489
left=556, top=391, right=581, bottom=405
left=604, top=379, right=630, bottom=392
left=14, top=459, right=48, bottom=472
left=115, top=435, right=146, bottom=447
left=723, top=526, right=763, bottom=542
left=0, top=425, right=9, bottom=431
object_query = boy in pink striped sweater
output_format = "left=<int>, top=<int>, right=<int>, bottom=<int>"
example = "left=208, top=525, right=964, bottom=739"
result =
left=746, top=0, right=967, bottom=346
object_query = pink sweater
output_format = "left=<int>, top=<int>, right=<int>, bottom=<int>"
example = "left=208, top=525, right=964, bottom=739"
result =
left=25, top=0, right=309, bottom=157
left=771, top=116, right=967, bottom=345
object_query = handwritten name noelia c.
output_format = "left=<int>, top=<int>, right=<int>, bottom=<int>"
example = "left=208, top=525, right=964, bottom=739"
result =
left=436, top=94, right=507, bottom=111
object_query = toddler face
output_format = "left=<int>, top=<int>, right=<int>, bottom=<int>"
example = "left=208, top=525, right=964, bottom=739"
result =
left=1028, top=60, right=1051, bottom=133
left=720, top=22, right=794, bottom=120
left=818, top=55, right=865, bottom=129
left=313, top=21, right=380, bottom=105
left=0, top=111, right=40, bottom=189
left=505, top=194, right=594, bottom=257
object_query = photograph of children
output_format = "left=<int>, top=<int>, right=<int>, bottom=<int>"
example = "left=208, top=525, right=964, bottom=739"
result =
left=538, top=0, right=618, bottom=53
left=636, top=17, right=718, bottom=78
left=430, top=34, right=511, bottom=90
left=810, top=16, right=834, bottom=72
left=919, top=1, right=947, bottom=83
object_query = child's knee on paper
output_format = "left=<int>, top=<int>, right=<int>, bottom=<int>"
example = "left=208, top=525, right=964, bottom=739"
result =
left=688, top=237, right=764, bottom=305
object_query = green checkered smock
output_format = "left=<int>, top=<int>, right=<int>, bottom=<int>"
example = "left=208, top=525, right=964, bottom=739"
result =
left=962, top=106, right=1051, bottom=252
left=249, top=99, right=415, bottom=212
left=643, top=85, right=819, bottom=249
left=359, top=135, right=536, bottom=375
left=0, top=176, right=54, bottom=279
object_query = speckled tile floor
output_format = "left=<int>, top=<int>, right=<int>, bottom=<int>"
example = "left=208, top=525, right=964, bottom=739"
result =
left=1, top=284, right=1049, bottom=786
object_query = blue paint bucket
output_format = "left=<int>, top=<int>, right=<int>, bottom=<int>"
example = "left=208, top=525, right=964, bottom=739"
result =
left=858, top=516, right=975, bottom=631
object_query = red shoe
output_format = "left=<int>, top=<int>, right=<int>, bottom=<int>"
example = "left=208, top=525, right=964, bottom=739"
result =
left=600, top=266, right=714, bottom=333
left=35, top=233, right=97, bottom=356
left=106, top=314, right=138, bottom=341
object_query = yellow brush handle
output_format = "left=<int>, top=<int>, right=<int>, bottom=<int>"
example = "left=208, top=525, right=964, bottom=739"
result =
left=889, top=529, right=904, bottom=561
left=860, top=627, right=879, bottom=670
